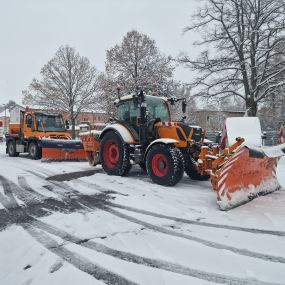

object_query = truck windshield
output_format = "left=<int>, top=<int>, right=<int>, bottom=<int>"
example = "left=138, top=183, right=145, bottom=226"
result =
left=117, top=96, right=170, bottom=122
left=37, top=115, right=65, bottom=132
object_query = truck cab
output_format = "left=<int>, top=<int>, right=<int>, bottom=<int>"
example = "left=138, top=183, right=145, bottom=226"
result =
left=6, top=110, right=70, bottom=159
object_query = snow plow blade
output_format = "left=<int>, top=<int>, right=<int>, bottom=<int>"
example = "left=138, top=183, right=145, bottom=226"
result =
left=41, top=139, right=86, bottom=161
left=212, top=144, right=285, bottom=210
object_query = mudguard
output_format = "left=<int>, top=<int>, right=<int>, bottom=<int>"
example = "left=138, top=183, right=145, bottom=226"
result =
left=99, top=124, right=135, bottom=144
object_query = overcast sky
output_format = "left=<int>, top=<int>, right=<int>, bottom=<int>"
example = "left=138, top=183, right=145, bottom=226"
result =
left=0, top=0, right=200, bottom=105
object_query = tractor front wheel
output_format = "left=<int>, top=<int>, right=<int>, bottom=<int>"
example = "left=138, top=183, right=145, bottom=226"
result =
left=146, top=144, right=184, bottom=186
left=100, top=132, right=131, bottom=176
left=184, top=154, right=210, bottom=181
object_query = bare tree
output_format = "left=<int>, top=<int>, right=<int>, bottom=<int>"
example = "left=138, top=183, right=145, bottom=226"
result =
left=105, top=30, right=176, bottom=96
left=180, top=0, right=285, bottom=116
left=96, top=72, right=118, bottom=118
left=23, top=45, right=98, bottom=138
left=0, top=100, right=16, bottom=113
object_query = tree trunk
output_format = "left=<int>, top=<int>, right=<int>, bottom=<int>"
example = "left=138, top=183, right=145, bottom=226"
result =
left=246, top=99, right=257, bottom=117
left=70, top=109, right=76, bottom=139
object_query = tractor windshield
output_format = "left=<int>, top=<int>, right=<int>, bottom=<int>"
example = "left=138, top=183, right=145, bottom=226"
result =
left=36, top=114, right=65, bottom=132
left=146, top=96, right=170, bottom=121
left=117, top=96, right=170, bottom=123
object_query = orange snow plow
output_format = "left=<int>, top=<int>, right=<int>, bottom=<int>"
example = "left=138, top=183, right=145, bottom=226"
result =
left=205, top=117, right=285, bottom=210
left=209, top=143, right=283, bottom=210
left=79, top=92, right=284, bottom=210
left=41, top=139, right=86, bottom=161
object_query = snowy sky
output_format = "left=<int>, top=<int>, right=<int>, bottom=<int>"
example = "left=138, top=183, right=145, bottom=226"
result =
left=0, top=0, right=201, bottom=106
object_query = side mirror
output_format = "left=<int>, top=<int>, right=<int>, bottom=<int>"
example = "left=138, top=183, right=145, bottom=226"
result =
left=182, top=100, right=187, bottom=113
left=65, top=120, right=70, bottom=130
left=168, top=97, right=175, bottom=105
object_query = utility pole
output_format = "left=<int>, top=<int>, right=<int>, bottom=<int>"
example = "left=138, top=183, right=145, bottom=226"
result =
left=4, top=107, right=6, bottom=134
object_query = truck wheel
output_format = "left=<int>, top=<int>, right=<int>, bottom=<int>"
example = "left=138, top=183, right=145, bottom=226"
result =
left=7, top=140, right=19, bottom=157
left=29, top=141, right=41, bottom=160
left=100, top=132, right=131, bottom=176
left=146, top=144, right=184, bottom=186
left=184, top=154, right=210, bottom=181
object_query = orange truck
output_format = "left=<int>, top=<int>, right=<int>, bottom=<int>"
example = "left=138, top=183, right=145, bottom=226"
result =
left=5, top=109, right=86, bottom=161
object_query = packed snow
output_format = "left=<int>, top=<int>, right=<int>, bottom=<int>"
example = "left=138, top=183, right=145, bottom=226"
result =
left=0, top=143, right=285, bottom=285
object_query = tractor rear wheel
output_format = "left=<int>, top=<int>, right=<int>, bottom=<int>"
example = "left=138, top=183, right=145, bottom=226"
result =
left=184, top=154, right=210, bottom=181
left=100, top=132, right=131, bottom=176
left=146, top=144, right=184, bottom=186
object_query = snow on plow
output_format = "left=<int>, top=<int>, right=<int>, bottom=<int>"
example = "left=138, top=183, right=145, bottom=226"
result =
left=41, top=139, right=86, bottom=161
left=210, top=117, right=285, bottom=210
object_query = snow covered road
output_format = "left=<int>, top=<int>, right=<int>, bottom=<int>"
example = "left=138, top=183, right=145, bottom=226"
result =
left=0, top=143, right=285, bottom=285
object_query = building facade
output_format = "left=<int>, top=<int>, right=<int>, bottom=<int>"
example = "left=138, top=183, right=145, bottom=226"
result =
left=195, top=109, right=245, bottom=132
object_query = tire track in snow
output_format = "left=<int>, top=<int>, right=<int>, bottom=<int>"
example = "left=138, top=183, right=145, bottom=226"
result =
left=1, top=171, right=282, bottom=284
left=108, top=202, right=285, bottom=237
left=0, top=175, right=20, bottom=208
left=0, top=178, right=137, bottom=285
left=0, top=176, right=86, bottom=230
left=29, top=218, right=280, bottom=285
left=102, top=207, right=285, bottom=264
left=58, top=175, right=285, bottom=238
left=23, top=226, right=138, bottom=285
left=1, top=172, right=284, bottom=283
left=10, top=172, right=285, bottom=265
left=74, top=176, right=285, bottom=237
left=73, top=179, right=129, bottom=196
left=3, top=180, right=260, bottom=285
left=18, top=176, right=47, bottom=201
left=7, top=174, right=270, bottom=285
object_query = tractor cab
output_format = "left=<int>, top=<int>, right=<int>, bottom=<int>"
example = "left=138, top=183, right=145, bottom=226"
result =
left=115, top=95, right=170, bottom=140
left=115, top=95, right=171, bottom=142
left=114, top=93, right=203, bottom=147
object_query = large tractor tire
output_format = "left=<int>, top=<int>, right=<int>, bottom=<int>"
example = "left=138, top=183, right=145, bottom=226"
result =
left=100, top=131, right=131, bottom=176
left=146, top=144, right=184, bottom=186
left=7, top=139, right=19, bottom=157
left=28, top=141, right=42, bottom=160
left=184, top=153, right=210, bottom=181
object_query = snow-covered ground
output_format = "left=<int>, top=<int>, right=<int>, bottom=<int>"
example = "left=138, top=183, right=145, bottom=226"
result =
left=0, top=143, right=285, bottom=285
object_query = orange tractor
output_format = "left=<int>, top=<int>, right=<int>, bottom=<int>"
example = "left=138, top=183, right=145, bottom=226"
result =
left=6, top=109, right=86, bottom=161
left=81, top=91, right=285, bottom=210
